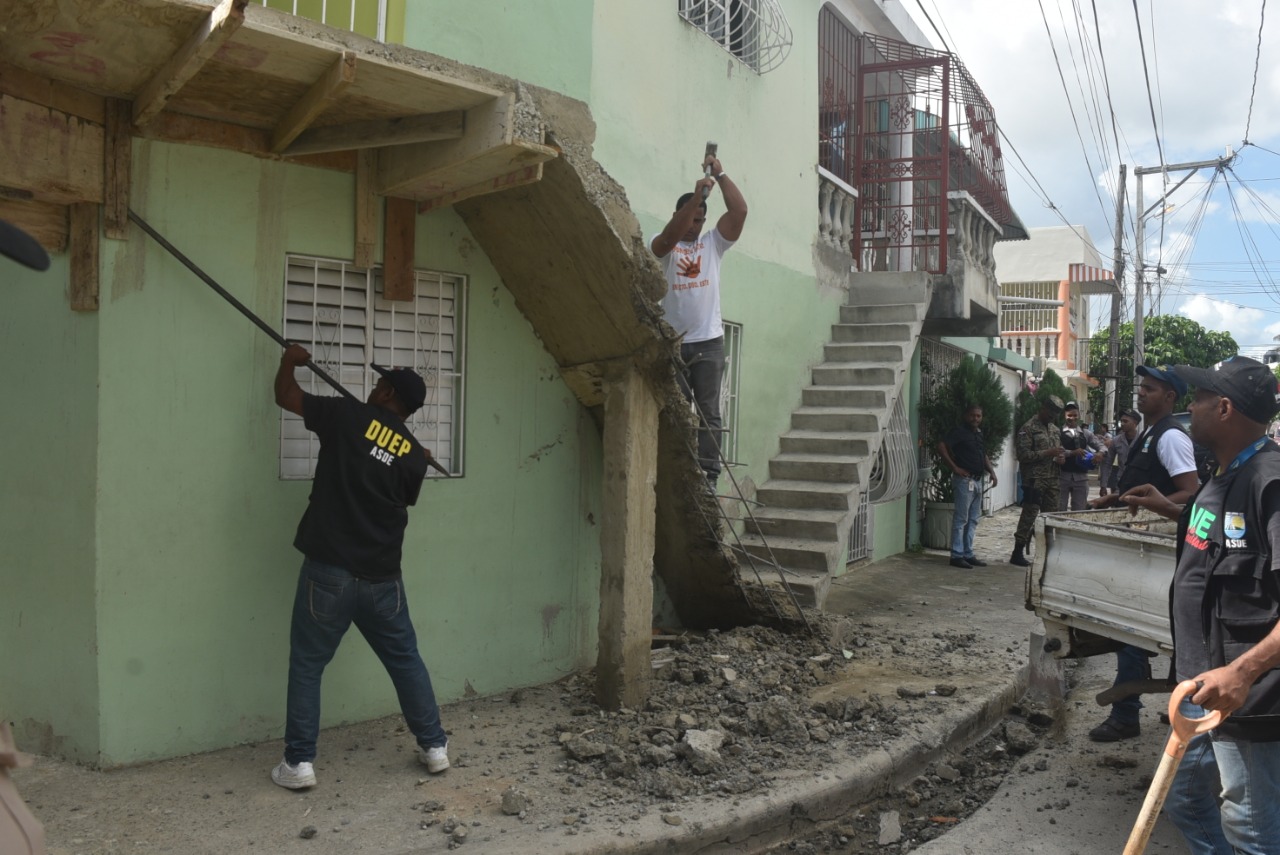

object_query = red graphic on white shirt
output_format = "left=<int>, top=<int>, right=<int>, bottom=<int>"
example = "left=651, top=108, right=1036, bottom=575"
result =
left=677, top=256, right=702, bottom=279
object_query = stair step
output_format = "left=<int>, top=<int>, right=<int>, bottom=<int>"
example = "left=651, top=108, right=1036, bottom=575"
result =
left=780, top=430, right=873, bottom=456
left=770, top=453, right=861, bottom=483
left=757, top=479, right=857, bottom=511
left=823, top=342, right=905, bottom=363
left=744, top=507, right=848, bottom=540
left=812, top=364, right=897, bottom=386
left=801, top=386, right=890, bottom=408
left=791, top=408, right=880, bottom=432
left=737, top=535, right=840, bottom=573
left=840, top=303, right=919, bottom=324
left=831, top=322, right=914, bottom=343
left=738, top=566, right=832, bottom=610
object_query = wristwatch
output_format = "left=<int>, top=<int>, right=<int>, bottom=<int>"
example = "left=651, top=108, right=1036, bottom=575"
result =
left=715, top=172, right=727, bottom=181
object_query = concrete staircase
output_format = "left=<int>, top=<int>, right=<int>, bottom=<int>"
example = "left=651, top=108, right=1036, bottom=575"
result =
left=737, top=299, right=926, bottom=610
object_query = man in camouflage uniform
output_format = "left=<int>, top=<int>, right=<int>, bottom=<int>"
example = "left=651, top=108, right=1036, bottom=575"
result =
left=1010, top=394, right=1066, bottom=567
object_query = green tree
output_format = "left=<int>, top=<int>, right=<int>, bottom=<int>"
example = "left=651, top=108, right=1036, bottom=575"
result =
left=1087, top=316, right=1237, bottom=417
left=920, top=355, right=1014, bottom=501
left=1015, top=366, right=1072, bottom=430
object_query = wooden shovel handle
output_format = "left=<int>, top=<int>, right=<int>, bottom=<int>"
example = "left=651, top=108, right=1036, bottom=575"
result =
left=1122, top=681, right=1223, bottom=855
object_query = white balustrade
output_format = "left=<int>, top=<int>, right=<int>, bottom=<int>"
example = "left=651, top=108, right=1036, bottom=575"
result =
left=817, top=166, right=857, bottom=256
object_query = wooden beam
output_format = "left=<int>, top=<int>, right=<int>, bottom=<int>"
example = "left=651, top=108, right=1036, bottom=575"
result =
left=0, top=94, right=103, bottom=204
left=354, top=150, right=377, bottom=269
left=283, top=110, right=465, bottom=157
left=417, top=162, right=544, bottom=213
left=383, top=197, right=415, bottom=302
left=0, top=61, right=105, bottom=125
left=132, top=0, right=249, bottom=127
left=68, top=203, right=99, bottom=312
left=103, top=99, right=132, bottom=240
left=270, top=51, right=357, bottom=154
left=376, top=94, right=515, bottom=196
left=0, top=199, right=67, bottom=254
left=136, top=112, right=355, bottom=173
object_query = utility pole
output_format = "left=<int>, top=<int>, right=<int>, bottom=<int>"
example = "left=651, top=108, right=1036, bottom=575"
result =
left=1106, top=164, right=1126, bottom=427
left=1132, top=150, right=1236, bottom=409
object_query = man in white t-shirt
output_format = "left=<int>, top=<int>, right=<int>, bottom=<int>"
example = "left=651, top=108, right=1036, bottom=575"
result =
left=1087, top=365, right=1199, bottom=743
left=650, top=154, right=748, bottom=488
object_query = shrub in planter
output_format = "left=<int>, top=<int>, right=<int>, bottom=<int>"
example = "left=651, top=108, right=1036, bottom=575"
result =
left=920, top=355, right=1014, bottom=503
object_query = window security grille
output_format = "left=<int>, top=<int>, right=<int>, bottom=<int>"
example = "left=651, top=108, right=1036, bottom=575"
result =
left=677, top=0, right=792, bottom=73
left=280, top=255, right=466, bottom=479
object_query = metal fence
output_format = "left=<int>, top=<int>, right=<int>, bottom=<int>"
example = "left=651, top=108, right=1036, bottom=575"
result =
left=260, top=0, right=390, bottom=42
left=855, top=34, right=1013, bottom=274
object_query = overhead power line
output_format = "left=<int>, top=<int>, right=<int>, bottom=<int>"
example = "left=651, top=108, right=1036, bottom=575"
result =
left=1088, top=0, right=1123, bottom=159
left=1036, top=0, right=1112, bottom=222
left=1131, top=0, right=1166, bottom=169
left=1245, top=0, right=1268, bottom=143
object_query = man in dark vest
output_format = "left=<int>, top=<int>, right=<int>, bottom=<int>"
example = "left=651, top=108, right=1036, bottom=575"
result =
left=1058, top=401, right=1104, bottom=510
left=1087, top=365, right=1200, bottom=741
left=1122, top=356, right=1280, bottom=851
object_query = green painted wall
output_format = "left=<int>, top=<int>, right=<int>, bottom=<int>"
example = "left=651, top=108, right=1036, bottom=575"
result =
left=403, top=1, right=594, bottom=100
left=404, top=2, right=901, bottom=552
left=5, top=140, right=602, bottom=765
left=587, top=3, right=845, bottom=503
left=0, top=254, right=101, bottom=761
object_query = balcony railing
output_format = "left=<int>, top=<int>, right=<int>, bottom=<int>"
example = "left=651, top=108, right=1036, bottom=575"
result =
left=1000, top=333, right=1059, bottom=363
left=260, top=0, right=396, bottom=42
left=853, top=35, right=1014, bottom=274
left=817, top=166, right=857, bottom=255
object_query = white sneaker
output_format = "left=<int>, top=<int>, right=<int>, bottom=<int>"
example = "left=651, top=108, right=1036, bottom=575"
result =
left=271, top=758, right=316, bottom=789
left=418, top=742, right=449, bottom=773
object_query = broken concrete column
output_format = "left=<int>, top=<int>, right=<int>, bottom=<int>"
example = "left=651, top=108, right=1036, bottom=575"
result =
left=596, top=363, right=659, bottom=710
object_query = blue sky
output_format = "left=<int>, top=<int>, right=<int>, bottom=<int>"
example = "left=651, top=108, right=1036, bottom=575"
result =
left=920, top=0, right=1280, bottom=356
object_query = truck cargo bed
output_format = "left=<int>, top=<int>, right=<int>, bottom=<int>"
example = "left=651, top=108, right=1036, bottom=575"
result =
left=1028, top=508, right=1178, bottom=657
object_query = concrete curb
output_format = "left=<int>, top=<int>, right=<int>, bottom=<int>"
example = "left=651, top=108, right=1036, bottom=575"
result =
left=448, top=665, right=1028, bottom=855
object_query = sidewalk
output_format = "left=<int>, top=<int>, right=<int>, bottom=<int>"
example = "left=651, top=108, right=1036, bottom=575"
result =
left=14, top=508, right=1036, bottom=855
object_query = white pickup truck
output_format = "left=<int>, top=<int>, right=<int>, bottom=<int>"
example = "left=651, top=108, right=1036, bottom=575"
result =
left=1026, top=508, right=1179, bottom=659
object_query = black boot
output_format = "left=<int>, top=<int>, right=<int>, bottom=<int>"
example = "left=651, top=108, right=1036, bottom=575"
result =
left=1009, top=543, right=1031, bottom=567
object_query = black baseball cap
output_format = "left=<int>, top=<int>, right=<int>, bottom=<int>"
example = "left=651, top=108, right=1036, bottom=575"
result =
left=1119, top=408, right=1141, bottom=422
left=371, top=364, right=427, bottom=414
left=1137, top=364, right=1188, bottom=398
left=0, top=219, right=50, bottom=271
left=1173, top=356, right=1280, bottom=426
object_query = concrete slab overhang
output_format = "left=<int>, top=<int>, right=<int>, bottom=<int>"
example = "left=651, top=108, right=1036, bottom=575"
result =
left=0, top=1, right=757, bottom=631
left=0, top=0, right=557, bottom=224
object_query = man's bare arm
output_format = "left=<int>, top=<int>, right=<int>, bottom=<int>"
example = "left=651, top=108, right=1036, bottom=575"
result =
left=651, top=178, right=715, bottom=258
left=275, top=344, right=309, bottom=417
left=1192, top=620, right=1280, bottom=716
left=714, top=165, right=748, bottom=242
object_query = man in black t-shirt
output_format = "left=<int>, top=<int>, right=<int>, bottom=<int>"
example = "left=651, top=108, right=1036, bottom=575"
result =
left=269, top=344, right=449, bottom=790
left=1123, top=356, right=1280, bottom=851
left=936, top=404, right=998, bottom=569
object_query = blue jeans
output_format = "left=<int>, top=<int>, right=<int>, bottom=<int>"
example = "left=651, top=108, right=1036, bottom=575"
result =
left=950, top=475, right=982, bottom=559
left=1165, top=698, right=1280, bottom=854
left=284, top=559, right=446, bottom=764
left=677, top=337, right=725, bottom=481
left=1108, top=644, right=1153, bottom=725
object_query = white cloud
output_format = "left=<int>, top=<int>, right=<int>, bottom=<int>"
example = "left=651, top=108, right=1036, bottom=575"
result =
left=1176, top=293, right=1264, bottom=339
